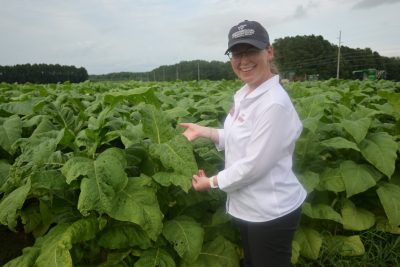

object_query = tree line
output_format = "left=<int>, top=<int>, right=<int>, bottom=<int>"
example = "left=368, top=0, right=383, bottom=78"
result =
left=89, top=60, right=236, bottom=82
left=0, top=64, right=89, bottom=83
left=90, top=35, right=400, bottom=82
left=2, top=35, right=399, bottom=83
left=273, top=35, right=400, bottom=81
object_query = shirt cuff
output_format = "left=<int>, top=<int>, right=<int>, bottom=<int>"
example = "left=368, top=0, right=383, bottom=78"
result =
left=215, top=129, right=225, bottom=151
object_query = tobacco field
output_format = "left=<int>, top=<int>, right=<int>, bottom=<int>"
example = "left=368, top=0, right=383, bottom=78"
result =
left=0, top=79, right=399, bottom=266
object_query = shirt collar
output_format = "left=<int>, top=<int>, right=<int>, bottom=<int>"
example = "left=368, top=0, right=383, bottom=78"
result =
left=236, top=75, right=280, bottom=101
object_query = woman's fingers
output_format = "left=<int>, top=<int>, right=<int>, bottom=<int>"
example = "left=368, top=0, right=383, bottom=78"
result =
left=192, top=172, right=210, bottom=192
left=192, top=175, right=199, bottom=189
left=180, top=123, right=195, bottom=141
left=179, top=122, right=191, bottom=128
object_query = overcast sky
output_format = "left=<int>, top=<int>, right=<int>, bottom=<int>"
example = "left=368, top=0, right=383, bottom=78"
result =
left=1, top=0, right=399, bottom=74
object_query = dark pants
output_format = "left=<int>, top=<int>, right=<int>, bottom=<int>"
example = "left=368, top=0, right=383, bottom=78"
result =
left=235, top=207, right=302, bottom=267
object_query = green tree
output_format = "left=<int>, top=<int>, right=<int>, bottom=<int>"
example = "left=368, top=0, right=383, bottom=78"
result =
left=0, top=64, right=88, bottom=83
left=273, top=35, right=400, bottom=81
left=273, top=35, right=337, bottom=80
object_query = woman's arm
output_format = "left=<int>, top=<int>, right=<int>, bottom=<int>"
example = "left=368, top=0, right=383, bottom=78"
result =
left=179, top=123, right=219, bottom=144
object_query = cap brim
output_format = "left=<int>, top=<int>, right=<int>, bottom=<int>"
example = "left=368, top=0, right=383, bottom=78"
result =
left=225, top=39, right=269, bottom=55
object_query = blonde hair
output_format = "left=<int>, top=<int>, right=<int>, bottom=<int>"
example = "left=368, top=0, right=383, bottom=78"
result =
left=270, top=61, right=279, bottom=74
left=267, top=45, right=278, bottom=75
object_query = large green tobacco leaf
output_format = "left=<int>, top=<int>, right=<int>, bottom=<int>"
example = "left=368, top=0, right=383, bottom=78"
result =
left=103, top=86, right=161, bottom=108
left=165, top=106, right=191, bottom=120
left=181, top=235, right=239, bottom=267
left=302, top=203, right=342, bottom=223
left=108, top=176, right=164, bottom=241
left=140, top=104, right=175, bottom=144
left=98, top=222, right=152, bottom=249
left=61, top=156, right=93, bottom=184
left=150, top=135, right=197, bottom=188
left=340, top=161, right=377, bottom=198
left=27, top=171, right=70, bottom=236
left=61, top=148, right=128, bottom=216
left=97, top=250, right=132, bottom=267
left=30, top=116, right=57, bottom=136
left=75, top=128, right=100, bottom=157
left=30, top=169, right=69, bottom=194
left=210, top=207, right=232, bottom=226
left=15, top=129, right=65, bottom=165
left=294, top=131, right=323, bottom=172
left=340, top=118, right=371, bottom=144
left=296, top=95, right=325, bottom=133
left=0, top=98, right=38, bottom=115
left=341, top=200, right=375, bottom=231
left=87, top=105, right=114, bottom=131
left=3, top=247, right=41, bottom=267
left=4, top=217, right=105, bottom=267
left=327, top=235, right=365, bottom=256
left=20, top=202, right=45, bottom=235
left=321, top=136, right=360, bottom=151
left=153, top=172, right=192, bottom=193
left=162, top=215, right=204, bottom=263
left=359, top=132, right=398, bottom=177
left=294, top=227, right=322, bottom=260
left=40, top=100, right=78, bottom=132
left=378, top=90, right=400, bottom=119
left=319, top=167, right=345, bottom=193
left=297, top=171, right=319, bottom=193
left=376, top=182, right=400, bottom=225
left=36, top=218, right=105, bottom=266
left=0, top=178, right=31, bottom=230
left=351, top=106, right=380, bottom=120
left=334, top=104, right=352, bottom=119
left=135, top=248, right=176, bottom=267
left=291, top=241, right=301, bottom=265
left=124, top=143, right=148, bottom=176
left=25, top=137, right=60, bottom=165
left=0, top=160, right=11, bottom=188
left=112, top=123, right=144, bottom=148
left=78, top=148, right=128, bottom=214
left=375, top=216, right=400, bottom=234
left=0, top=115, right=22, bottom=154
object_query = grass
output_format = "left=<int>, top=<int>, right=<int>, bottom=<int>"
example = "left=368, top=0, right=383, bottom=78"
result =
left=296, top=230, right=400, bottom=267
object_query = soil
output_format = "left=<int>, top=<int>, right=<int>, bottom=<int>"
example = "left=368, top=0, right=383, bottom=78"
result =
left=0, top=225, right=34, bottom=266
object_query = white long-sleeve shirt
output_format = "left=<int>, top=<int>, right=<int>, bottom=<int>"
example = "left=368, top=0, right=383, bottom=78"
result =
left=216, top=75, right=307, bottom=222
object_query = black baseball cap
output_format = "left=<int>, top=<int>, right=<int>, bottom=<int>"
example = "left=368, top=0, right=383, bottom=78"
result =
left=225, top=20, right=270, bottom=54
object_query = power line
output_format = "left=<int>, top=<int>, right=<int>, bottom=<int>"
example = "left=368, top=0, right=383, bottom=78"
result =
left=278, top=52, right=389, bottom=70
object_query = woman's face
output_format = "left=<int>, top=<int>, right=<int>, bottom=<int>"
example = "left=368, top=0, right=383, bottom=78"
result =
left=229, top=44, right=274, bottom=90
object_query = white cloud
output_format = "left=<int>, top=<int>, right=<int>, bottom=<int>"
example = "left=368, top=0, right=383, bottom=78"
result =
left=0, top=0, right=399, bottom=74
left=352, top=0, right=400, bottom=9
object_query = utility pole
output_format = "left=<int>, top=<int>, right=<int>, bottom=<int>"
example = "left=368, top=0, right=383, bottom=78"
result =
left=336, top=30, right=341, bottom=79
left=197, top=62, right=200, bottom=81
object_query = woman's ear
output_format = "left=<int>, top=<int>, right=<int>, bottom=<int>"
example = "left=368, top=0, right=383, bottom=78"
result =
left=266, top=46, right=274, bottom=60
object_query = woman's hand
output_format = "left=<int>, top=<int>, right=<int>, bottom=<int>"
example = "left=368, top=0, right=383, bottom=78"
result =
left=179, top=122, right=207, bottom=141
left=180, top=123, right=219, bottom=143
left=192, top=169, right=210, bottom=192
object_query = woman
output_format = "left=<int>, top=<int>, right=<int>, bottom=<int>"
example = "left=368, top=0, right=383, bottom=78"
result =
left=180, top=20, right=307, bottom=267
